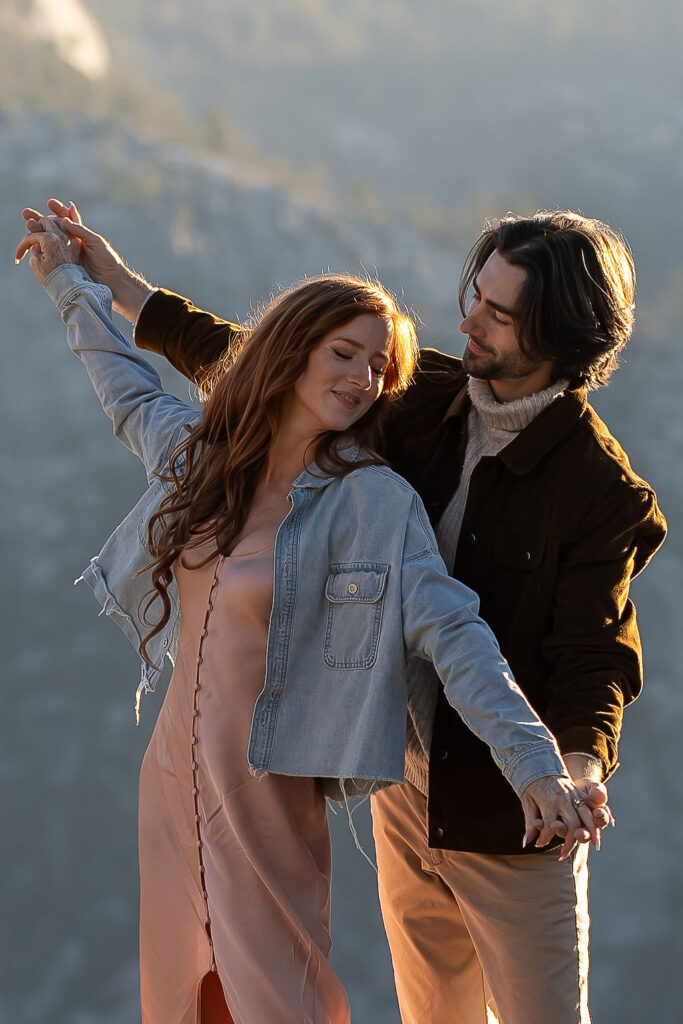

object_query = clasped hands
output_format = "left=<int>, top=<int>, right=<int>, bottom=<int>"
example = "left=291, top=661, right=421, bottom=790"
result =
left=521, top=771, right=613, bottom=861
left=15, top=198, right=153, bottom=320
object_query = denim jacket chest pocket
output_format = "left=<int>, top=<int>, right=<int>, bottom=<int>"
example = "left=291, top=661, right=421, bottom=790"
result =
left=324, top=563, right=389, bottom=669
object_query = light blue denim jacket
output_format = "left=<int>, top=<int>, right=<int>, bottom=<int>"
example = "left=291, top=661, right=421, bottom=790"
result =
left=44, top=264, right=568, bottom=797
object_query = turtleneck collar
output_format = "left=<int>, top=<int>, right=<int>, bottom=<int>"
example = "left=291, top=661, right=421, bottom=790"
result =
left=467, top=375, right=569, bottom=435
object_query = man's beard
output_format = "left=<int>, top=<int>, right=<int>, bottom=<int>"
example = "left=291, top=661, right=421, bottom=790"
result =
left=462, top=342, right=540, bottom=381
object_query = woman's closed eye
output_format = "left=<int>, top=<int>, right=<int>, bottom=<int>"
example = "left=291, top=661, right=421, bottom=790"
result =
left=332, top=347, right=386, bottom=378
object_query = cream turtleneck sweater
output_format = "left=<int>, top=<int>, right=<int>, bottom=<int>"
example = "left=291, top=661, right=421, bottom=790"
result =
left=403, top=374, right=569, bottom=796
left=435, top=376, right=568, bottom=571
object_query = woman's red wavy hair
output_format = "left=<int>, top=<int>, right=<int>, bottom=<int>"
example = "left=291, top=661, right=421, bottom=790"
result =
left=139, top=273, right=418, bottom=664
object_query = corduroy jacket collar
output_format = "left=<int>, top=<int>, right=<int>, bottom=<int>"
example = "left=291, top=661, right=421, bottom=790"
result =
left=442, top=380, right=588, bottom=476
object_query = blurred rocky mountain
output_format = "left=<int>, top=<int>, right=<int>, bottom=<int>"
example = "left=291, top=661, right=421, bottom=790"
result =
left=1, top=1, right=682, bottom=1021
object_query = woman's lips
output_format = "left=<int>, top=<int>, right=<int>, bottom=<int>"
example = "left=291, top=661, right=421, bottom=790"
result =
left=331, top=389, right=361, bottom=409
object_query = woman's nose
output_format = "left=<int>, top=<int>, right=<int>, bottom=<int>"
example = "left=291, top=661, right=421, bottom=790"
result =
left=348, top=363, right=373, bottom=389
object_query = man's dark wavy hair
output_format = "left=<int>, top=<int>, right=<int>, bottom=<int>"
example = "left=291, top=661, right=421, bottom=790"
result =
left=459, top=211, right=636, bottom=389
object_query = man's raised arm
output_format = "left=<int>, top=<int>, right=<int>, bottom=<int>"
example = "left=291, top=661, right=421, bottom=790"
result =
left=134, top=289, right=244, bottom=384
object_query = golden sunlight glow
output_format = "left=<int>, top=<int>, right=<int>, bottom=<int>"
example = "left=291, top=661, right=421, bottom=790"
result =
left=26, top=0, right=111, bottom=80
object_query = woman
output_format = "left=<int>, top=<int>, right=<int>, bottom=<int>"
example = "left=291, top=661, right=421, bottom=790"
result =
left=17, top=216, right=597, bottom=1024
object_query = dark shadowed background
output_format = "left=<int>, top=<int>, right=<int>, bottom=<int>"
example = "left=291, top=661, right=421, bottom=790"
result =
left=1, top=1, right=681, bottom=1020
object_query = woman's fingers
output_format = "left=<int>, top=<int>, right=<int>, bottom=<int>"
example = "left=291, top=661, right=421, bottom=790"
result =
left=15, top=231, right=39, bottom=263
left=522, top=817, right=542, bottom=849
left=521, top=775, right=606, bottom=858
left=576, top=799, right=598, bottom=843
left=14, top=217, right=60, bottom=261
left=15, top=225, right=74, bottom=281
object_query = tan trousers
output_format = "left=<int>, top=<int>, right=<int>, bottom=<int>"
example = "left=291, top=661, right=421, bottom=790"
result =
left=372, top=782, right=591, bottom=1024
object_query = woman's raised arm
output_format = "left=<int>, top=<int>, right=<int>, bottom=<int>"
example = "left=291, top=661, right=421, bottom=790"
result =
left=20, top=199, right=244, bottom=383
left=16, top=217, right=199, bottom=480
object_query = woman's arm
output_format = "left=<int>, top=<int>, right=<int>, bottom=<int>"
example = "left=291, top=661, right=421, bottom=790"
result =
left=17, top=220, right=199, bottom=479
left=21, top=200, right=245, bottom=383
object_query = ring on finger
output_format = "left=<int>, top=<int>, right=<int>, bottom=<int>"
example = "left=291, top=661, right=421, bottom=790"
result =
left=571, top=794, right=587, bottom=809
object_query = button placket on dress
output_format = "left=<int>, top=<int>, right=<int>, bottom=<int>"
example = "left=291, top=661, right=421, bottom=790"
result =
left=190, top=554, right=223, bottom=974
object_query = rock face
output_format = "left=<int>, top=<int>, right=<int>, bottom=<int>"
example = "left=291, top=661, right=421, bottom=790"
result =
left=1, top=111, right=680, bottom=1024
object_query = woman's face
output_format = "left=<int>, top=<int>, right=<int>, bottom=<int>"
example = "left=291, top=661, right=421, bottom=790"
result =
left=289, top=314, right=392, bottom=434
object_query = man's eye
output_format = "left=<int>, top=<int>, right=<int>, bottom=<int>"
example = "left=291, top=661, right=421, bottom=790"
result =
left=493, top=312, right=511, bottom=326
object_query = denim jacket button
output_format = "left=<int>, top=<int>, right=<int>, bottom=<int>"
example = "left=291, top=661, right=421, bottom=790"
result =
left=347, top=582, right=358, bottom=595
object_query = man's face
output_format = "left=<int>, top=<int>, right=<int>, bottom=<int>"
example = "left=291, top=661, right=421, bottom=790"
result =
left=460, top=249, right=554, bottom=399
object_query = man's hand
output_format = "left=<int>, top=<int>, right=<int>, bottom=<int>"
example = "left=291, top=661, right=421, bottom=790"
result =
left=15, top=215, right=77, bottom=284
left=563, top=752, right=614, bottom=831
left=19, top=199, right=154, bottom=322
left=520, top=774, right=601, bottom=861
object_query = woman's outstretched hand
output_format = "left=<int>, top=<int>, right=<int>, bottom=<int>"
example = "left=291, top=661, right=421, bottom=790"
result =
left=520, top=774, right=611, bottom=861
left=18, top=198, right=154, bottom=321
left=15, top=214, right=76, bottom=284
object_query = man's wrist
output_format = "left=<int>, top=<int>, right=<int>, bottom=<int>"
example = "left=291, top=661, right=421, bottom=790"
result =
left=564, top=752, right=604, bottom=783
left=111, top=269, right=155, bottom=323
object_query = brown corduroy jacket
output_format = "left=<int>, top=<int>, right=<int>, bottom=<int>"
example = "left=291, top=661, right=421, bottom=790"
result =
left=135, top=289, right=667, bottom=854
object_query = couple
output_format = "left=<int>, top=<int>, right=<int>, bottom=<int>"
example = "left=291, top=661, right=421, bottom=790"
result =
left=17, top=201, right=665, bottom=1024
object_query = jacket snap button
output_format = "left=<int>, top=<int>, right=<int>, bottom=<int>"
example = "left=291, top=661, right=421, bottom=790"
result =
left=435, top=826, right=445, bottom=839
left=439, top=748, right=448, bottom=760
left=468, top=532, right=476, bottom=543
left=347, top=582, right=358, bottom=595
left=523, top=551, right=531, bottom=561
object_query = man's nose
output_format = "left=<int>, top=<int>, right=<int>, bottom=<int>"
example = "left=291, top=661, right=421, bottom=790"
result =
left=460, top=305, right=482, bottom=336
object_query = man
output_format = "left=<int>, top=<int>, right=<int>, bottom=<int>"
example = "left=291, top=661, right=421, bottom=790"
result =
left=20, top=203, right=665, bottom=1023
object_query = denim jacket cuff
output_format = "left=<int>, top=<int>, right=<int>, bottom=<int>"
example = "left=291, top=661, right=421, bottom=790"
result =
left=502, top=742, right=569, bottom=796
left=42, top=263, right=111, bottom=313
